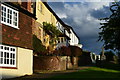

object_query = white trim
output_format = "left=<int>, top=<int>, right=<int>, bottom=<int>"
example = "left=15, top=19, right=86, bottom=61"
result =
left=0, top=44, right=17, bottom=67
left=1, top=4, right=19, bottom=29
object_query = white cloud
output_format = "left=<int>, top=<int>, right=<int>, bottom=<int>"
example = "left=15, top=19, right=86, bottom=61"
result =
left=57, top=13, right=67, bottom=18
left=48, top=2, right=111, bottom=53
left=63, top=2, right=110, bottom=36
left=89, top=2, right=110, bottom=10
left=85, top=0, right=114, bottom=2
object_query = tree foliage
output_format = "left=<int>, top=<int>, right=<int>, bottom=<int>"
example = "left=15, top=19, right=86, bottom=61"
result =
left=43, top=22, right=61, bottom=45
left=100, top=51, right=115, bottom=61
left=99, top=2, right=120, bottom=53
left=43, top=22, right=61, bottom=37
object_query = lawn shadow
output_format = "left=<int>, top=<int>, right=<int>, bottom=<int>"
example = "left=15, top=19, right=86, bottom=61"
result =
left=49, top=67, right=120, bottom=79
left=96, top=61, right=120, bottom=71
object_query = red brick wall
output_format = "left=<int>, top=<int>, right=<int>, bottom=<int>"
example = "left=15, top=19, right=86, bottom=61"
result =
left=33, top=56, right=78, bottom=71
left=2, top=12, right=34, bottom=49
left=33, top=56, right=67, bottom=71
left=21, top=2, right=31, bottom=12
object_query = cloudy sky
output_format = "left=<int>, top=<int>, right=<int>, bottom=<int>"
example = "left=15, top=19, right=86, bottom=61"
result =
left=48, top=1, right=112, bottom=54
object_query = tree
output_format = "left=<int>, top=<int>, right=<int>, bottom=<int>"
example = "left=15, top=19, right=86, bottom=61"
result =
left=69, top=46, right=82, bottom=57
left=100, top=51, right=115, bottom=61
left=99, top=1, right=120, bottom=63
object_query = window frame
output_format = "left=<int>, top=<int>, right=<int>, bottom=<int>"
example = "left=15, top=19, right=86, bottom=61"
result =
left=0, top=44, right=17, bottom=68
left=1, top=4, right=19, bottom=29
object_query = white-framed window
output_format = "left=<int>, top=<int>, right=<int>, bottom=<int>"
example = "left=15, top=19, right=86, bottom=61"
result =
left=1, top=4, right=19, bottom=29
left=0, top=44, right=17, bottom=67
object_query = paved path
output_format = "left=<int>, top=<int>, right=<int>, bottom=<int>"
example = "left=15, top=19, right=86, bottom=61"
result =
left=7, top=66, right=90, bottom=79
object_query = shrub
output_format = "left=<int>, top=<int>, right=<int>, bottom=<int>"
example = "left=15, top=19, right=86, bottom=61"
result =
left=53, top=46, right=71, bottom=56
left=100, top=51, right=115, bottom=61
left=33, top=35, right=48, bottom=56
left=69, top=46, right=82, bottom=56
left=53, top=46, right=82, bottom=56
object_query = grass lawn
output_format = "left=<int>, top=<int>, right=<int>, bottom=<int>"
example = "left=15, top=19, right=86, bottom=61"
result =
left=50, top=67, right=120, bottom=79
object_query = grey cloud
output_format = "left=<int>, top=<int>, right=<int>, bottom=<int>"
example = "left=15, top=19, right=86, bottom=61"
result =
left=48, top=2, right=111, bottom=54
left=48, top=2, right=66, bottom=14
left=80, top=36, right=103, bottom=54
left=90, top=6, right=112, bottom=19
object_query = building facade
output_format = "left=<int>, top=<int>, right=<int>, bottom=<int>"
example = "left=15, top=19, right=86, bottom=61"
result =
left=34, top=1, right=70, bottom=50
left=0, top=1, right=82, bottom=79
left=0, top=2, right=35, bottom=78
left=34, top=1, right=57, bottom=49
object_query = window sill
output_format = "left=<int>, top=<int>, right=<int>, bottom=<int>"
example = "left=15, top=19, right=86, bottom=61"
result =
left=1, top=23, right=19, bottom=30
left=0, top=67, right=17, bottom=69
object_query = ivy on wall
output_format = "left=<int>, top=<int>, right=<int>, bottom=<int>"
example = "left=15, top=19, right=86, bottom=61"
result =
left=33, top=35, right=48, bottom=55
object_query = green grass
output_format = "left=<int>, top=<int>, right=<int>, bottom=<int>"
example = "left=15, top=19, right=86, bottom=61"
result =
left=50, top=67, right=120, bottom=79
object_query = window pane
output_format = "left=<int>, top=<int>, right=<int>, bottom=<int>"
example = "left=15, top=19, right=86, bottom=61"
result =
left=4, top=7, right=6, bottom=11
left=4, top=12, right=6, bottom=16
left=7, top=47, right=9, bottom=50
left=7, top=19, right=9, bottom=23
left=10, top=59, right=12, bottom=64
left=0, top=58, right=3, bottom=64
left=7, top=59, right=9, bottom=64
left=7, top=9, right=12, bottom=24
left=10, top=53, right=12, bottom=58
left=2, top=6, right=3, bottom=10
left=4, top=52, right=6, bottom=58
left=1, top=6, right=6, bottom=22
left=7, top=53, right=9, bottom=58
left=2, top=17, right=3, bottom=21
left=13, top=54, right=15, bottom=59
left=0, top=52, right=3, bottom=57
left=11, top=48, right=13, bottom=51
left=4, top=18, right=6, bottom=22
left=13, top=11, right=18, bottom=26
left=4, top=59, right=7, bottom=64
left=4, top=47, right=6, bottom=50
left=13, top=60, right=15, bottom=65
left=13, top=48, right=15, bottom=52
left=0, top=46, right=3, bottom=49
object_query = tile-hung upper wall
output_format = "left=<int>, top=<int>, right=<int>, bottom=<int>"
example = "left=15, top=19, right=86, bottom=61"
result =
left=1, top=2, right=34, bottom=49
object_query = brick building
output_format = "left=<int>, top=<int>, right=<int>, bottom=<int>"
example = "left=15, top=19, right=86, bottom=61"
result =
left=0, top=2, right=36, bottom=78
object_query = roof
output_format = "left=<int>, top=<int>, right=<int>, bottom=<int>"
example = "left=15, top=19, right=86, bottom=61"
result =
left=43, top=2, right=71, bottom=32
left=42, top=2, right=80, bottom=41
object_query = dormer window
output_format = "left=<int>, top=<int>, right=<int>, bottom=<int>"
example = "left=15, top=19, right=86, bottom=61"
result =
left=1, top=4, right=19, bottom=29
